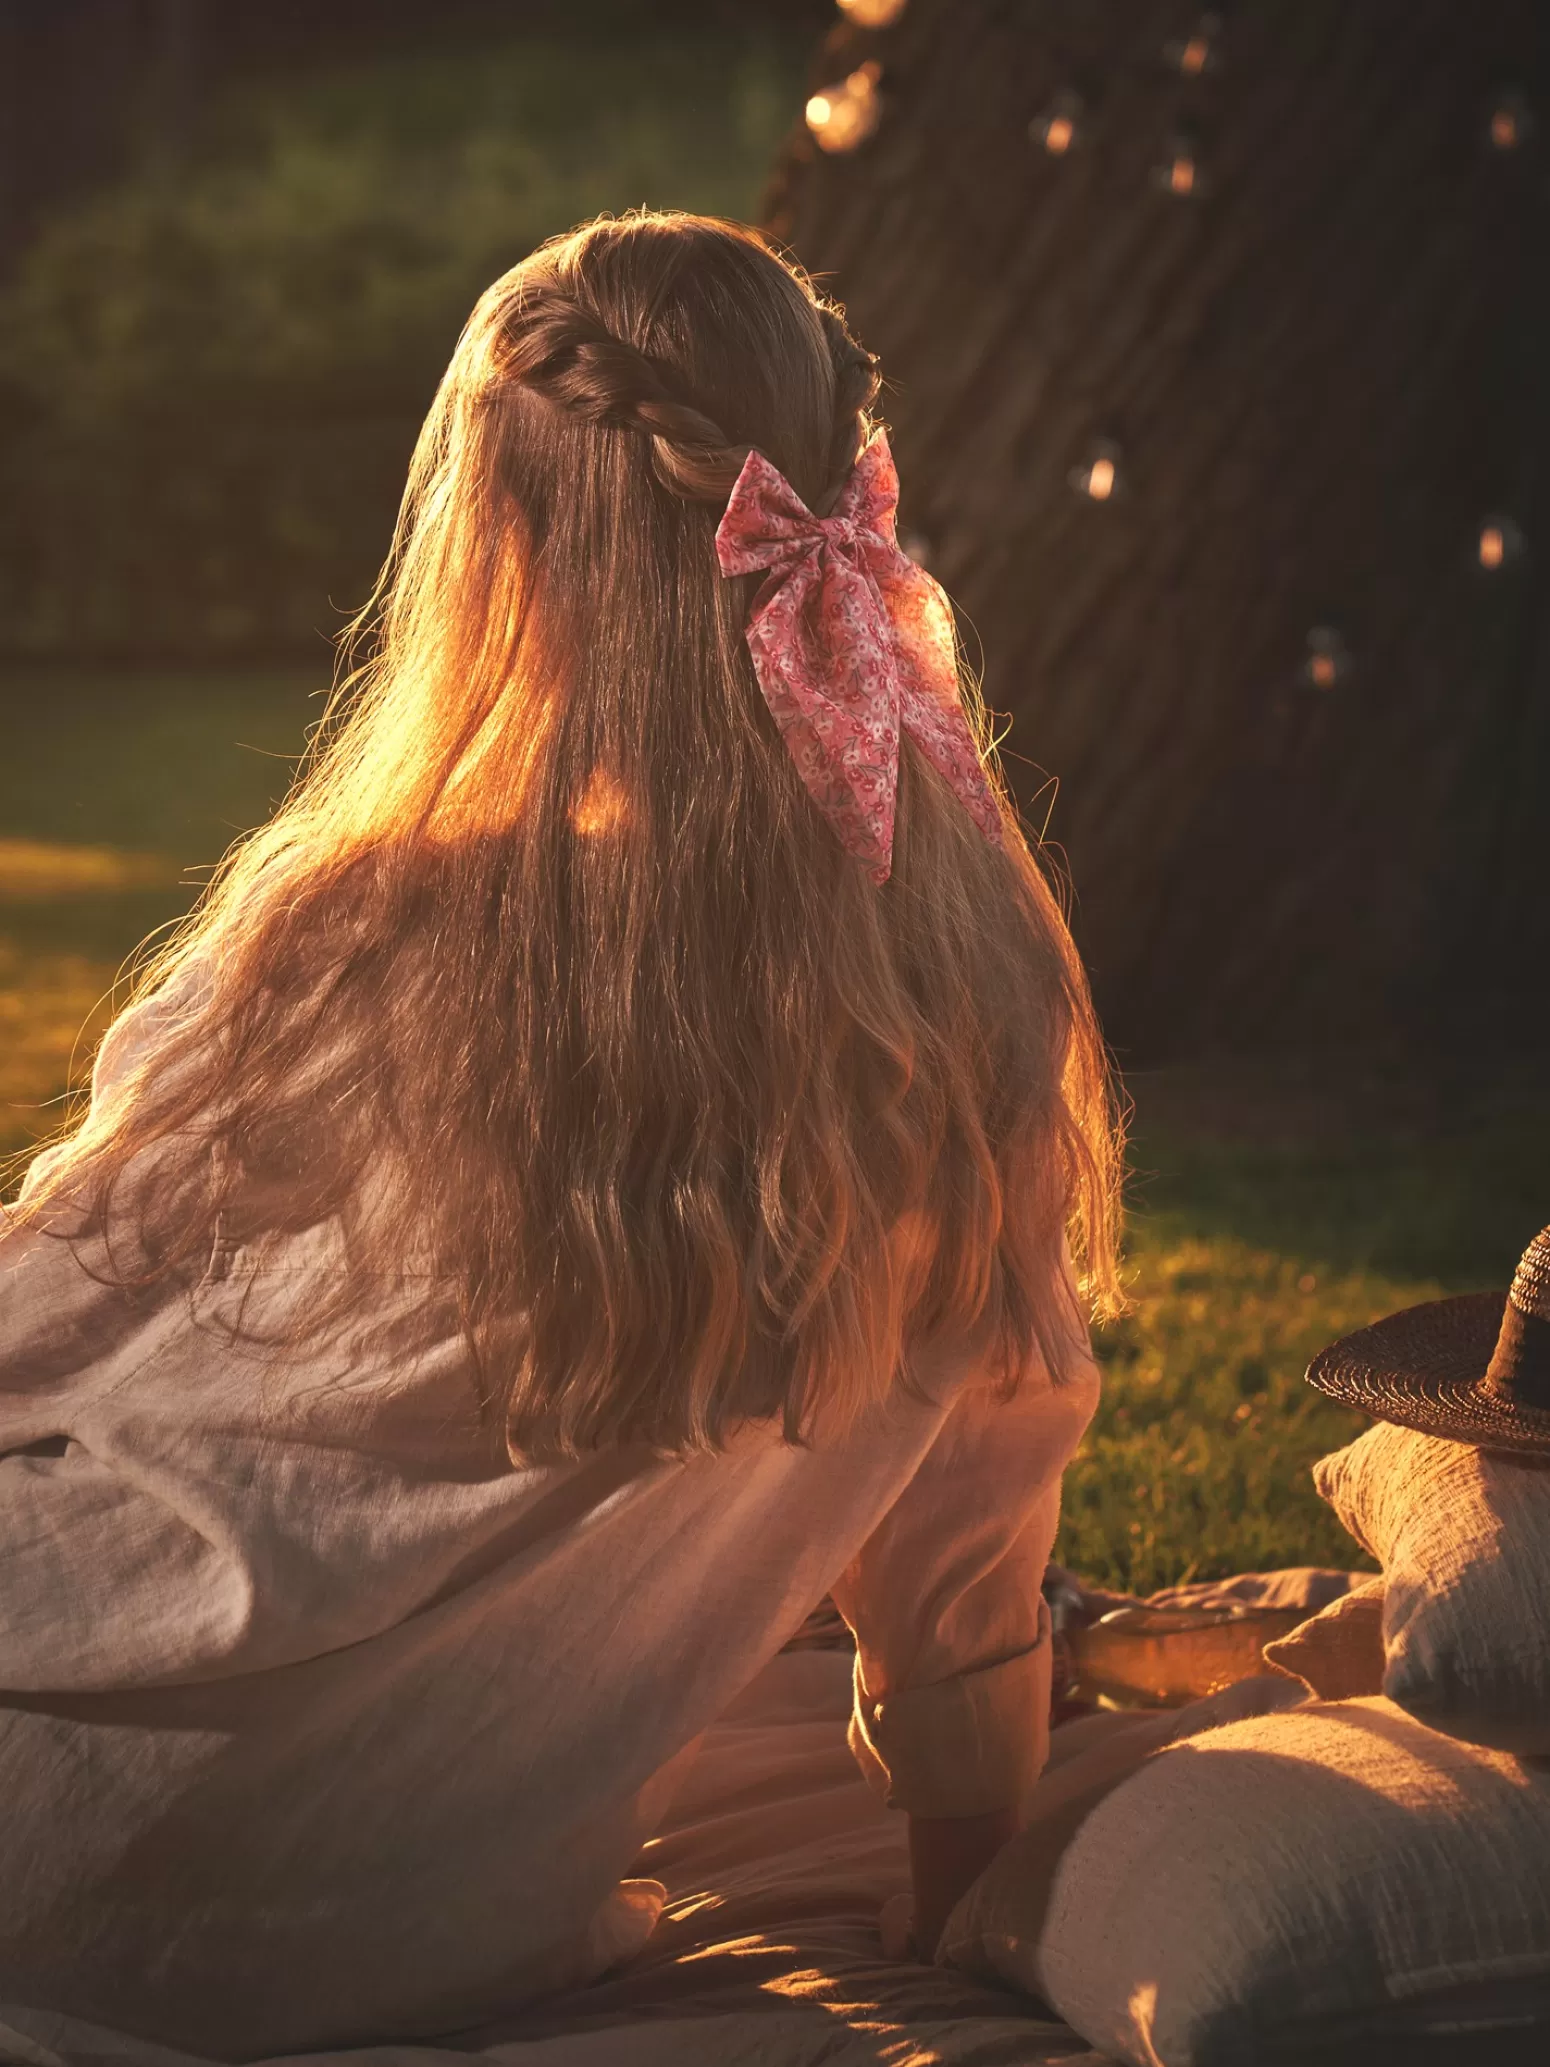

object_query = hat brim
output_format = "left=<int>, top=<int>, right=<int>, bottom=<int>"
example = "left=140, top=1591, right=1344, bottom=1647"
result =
left=1306, top=1291, right=1550, bottom=1458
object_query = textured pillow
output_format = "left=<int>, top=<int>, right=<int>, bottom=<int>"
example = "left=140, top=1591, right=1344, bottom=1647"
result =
left=1262, top=1574, right=1386, bottom=1699
left=1314, top=1421, right=1550, bottom=1752
left=943, top=1697, right=1550, bottom=2067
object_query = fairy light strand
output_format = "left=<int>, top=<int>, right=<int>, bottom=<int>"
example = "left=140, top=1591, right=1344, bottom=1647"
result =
left=814, top=3, right=1538, bottom=699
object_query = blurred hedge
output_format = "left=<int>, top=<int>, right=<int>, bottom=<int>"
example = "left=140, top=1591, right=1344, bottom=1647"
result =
left=0, top=31, right=801, bottom=662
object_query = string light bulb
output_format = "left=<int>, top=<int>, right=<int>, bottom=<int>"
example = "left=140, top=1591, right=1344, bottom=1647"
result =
left=806, top=62, right=884, bottom=153
left=1152, top=129, right=1206, bottom=196
left=1031, top=88, right=1084, bottom=157
left=1487, top=91, right=1532, bottom=151
left=836, top=0, right=909, bottom=26
left=1302, top=626, right=1352, bottom=692
left=1477, top=514, right=1525, bottom=570
left=1163, top=13, right=1223, bottom=77
left=1069, top=438, right=1122, bottom=502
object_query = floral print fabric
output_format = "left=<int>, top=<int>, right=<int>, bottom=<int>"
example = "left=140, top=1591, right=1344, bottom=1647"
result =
left=714, top=433, right=1003, bottom=883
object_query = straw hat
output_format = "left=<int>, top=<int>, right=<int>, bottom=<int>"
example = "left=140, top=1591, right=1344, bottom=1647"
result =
left=1306, top=1225, right=1550, bottom=1456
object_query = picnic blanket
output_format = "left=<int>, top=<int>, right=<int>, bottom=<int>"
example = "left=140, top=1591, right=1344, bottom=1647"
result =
left=0, top=1646, right=1105, bottom=2067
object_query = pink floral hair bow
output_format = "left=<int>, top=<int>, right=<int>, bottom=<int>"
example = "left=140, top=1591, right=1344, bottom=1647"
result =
left=714, top=431, right=1002, bottom=883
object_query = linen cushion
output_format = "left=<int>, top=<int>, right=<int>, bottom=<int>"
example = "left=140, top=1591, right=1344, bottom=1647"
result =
left=943, top=1696, right=1550, bottom=2067
left=1262, top=1573, right=1386, bottom=1698
left=1314, top=1421, right=1550, bottom=1751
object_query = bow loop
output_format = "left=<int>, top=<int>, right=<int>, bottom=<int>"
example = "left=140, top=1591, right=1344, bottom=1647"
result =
left=829, top=435, right=903, bottom=552
left=714, top=432, right=1002, bottom=882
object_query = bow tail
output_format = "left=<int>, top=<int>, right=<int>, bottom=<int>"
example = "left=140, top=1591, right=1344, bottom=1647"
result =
left=745, top=613, right=899, bottom=883
left=898, top=687, right=1005, bottom=851
left=882, top=564, right=1005, bottom=852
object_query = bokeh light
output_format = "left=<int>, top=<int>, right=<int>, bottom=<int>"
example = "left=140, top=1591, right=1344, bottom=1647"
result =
left=836, top=0, right=909, bottom=27
left=806, top=62, right=884, bottom=153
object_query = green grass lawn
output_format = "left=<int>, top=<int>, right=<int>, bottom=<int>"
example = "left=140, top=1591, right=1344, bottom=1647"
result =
left=1061, top=1091, right=1547, bottom=1592
left=0, top=667, right=322, bottom=1138
left=4, top=667, right=1545, bottom=1593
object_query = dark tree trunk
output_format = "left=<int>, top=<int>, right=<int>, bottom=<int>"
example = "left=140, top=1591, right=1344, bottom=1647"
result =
left=767, top=0, right=1550, bottom=1058
left=146, top=0, right=200, bottom=166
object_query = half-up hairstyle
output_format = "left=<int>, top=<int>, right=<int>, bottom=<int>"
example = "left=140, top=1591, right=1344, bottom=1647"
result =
left=16, top=211, right=1122, bottom=1457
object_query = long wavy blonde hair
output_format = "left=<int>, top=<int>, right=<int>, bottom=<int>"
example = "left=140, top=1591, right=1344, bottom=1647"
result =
left=20, top=212, right=1122, bottom=1456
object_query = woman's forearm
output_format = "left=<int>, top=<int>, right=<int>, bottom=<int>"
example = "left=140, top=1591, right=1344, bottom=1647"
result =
left=908, top=1805, right=1021, bottom=1959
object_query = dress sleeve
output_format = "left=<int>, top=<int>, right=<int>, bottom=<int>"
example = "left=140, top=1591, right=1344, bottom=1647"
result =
left=828, top=1327, right=1100, bottom=1818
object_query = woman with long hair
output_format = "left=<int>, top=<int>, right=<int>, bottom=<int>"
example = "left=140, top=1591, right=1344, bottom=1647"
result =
left=1, top=211, right=1120, bottom=2053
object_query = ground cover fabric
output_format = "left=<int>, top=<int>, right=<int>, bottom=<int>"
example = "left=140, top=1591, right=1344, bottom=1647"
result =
left=0, top=1649, right=1105, bottom=2067
left=1314, top=1422, right=1550, bottom=1751
left=946, top=1694, right=1550, bottom=2067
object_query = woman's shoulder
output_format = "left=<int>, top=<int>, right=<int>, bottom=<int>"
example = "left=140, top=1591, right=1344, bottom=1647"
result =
left=90, top=957, right=215, bottom=1103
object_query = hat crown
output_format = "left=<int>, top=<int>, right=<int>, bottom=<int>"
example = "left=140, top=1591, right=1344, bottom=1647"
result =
left=1509, top=1227, right=1550, bottom=1324
left=1483, top=1224, right=1550, bottom=1409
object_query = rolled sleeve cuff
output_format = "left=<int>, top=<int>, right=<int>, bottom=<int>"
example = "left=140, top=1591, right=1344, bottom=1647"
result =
left=847, top=1606, right=1052, bottom=1817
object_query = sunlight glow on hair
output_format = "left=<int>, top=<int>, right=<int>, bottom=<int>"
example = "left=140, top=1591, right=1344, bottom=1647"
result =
left=571, top=766, right=630, bottom=839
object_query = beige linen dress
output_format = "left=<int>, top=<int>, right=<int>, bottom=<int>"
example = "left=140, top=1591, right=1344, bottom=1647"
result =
left=0, top=988, right=1098, bottom=2057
